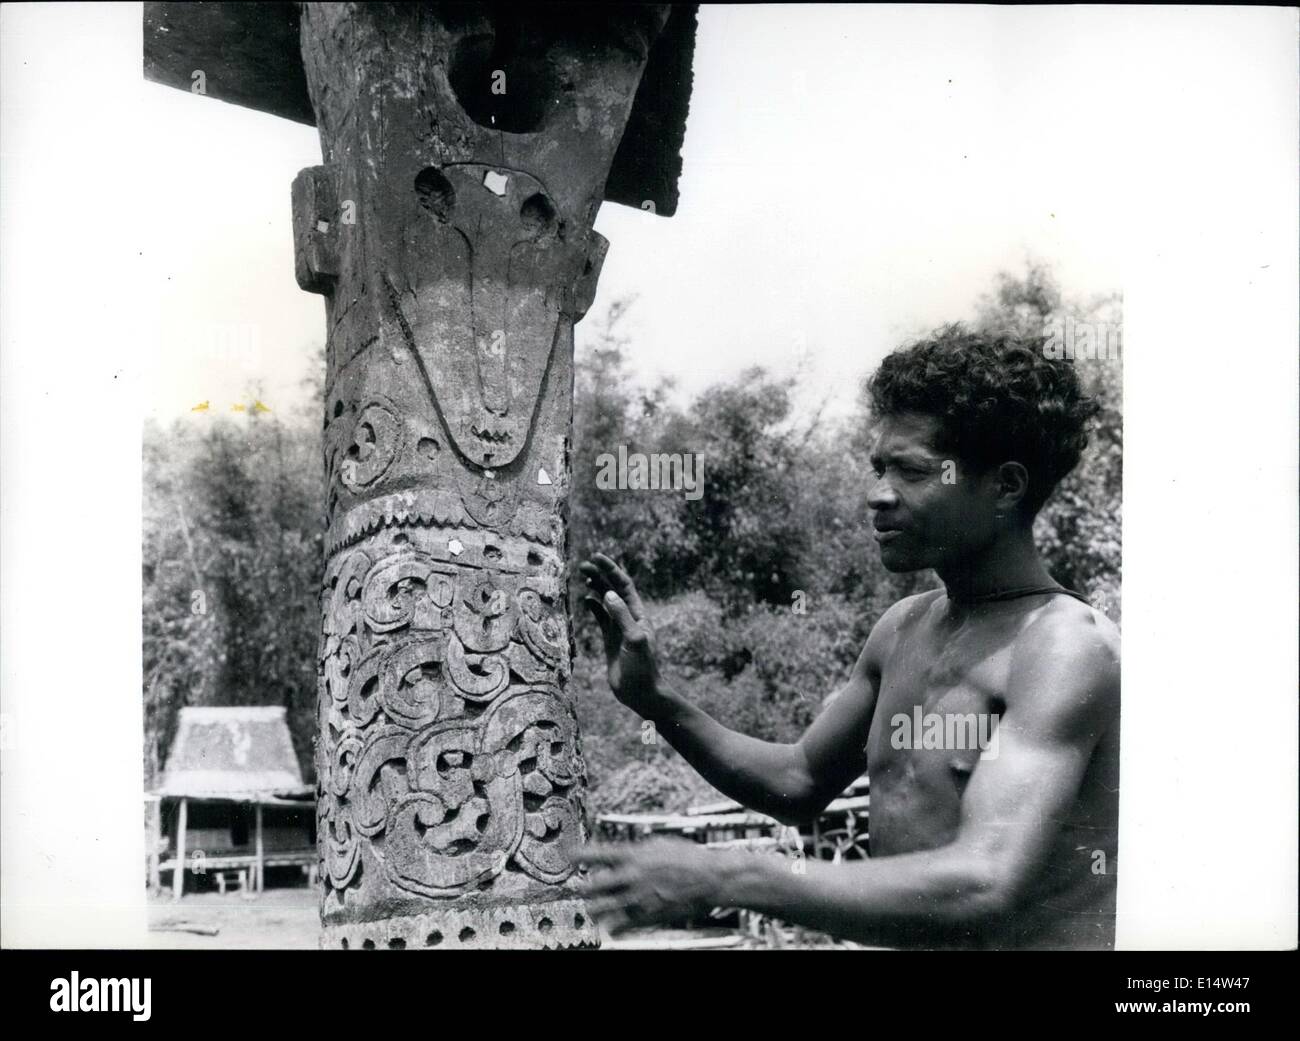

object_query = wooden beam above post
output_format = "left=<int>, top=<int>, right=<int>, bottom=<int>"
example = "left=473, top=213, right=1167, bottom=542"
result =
left=142, top=1, right=696, bottom=216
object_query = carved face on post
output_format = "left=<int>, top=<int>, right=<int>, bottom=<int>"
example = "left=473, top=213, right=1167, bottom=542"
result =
left=393, top=159, right=603, bottom=470
left=294, top=7, right=657, bottom=456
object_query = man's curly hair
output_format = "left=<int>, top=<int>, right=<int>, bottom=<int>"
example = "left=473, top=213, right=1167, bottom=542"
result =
left=866, top=323, right=1099, bottom=516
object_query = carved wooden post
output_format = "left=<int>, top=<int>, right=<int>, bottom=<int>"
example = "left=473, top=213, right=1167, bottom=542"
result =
left=143, top=0, right=694, bottom=949
left=295, top=4, right=655, bottom=950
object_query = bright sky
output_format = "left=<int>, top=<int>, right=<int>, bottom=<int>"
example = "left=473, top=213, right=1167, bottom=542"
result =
left=121, top=4, right=1147, bottom=424
left=1, top=2, right=1296, bottom=949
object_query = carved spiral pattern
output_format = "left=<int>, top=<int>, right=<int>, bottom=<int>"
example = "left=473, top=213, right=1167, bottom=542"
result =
left=317, top=541, right=583, bottom=898
left=340, top=400, right=402, bottom=491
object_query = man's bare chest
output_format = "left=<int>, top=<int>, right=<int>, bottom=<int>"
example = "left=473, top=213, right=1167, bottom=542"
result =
left=863, top=617, right=1016, bottom=842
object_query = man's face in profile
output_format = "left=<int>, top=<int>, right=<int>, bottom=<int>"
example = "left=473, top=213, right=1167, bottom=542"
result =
left=866, top=411, right=1000, bottom=573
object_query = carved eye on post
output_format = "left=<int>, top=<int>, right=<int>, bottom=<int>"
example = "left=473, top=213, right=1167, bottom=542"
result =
left=415, top=167, right=455, bottom=221
left=519, top=193, right=556, bottom=239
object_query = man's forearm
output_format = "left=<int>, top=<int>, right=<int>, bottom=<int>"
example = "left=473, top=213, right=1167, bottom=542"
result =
left=719, top=844, right=1007, bottom=948
left=639, top=683, right=816, bottom=824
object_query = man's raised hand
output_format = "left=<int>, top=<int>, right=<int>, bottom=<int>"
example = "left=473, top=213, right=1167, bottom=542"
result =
left=579, top=553, right=661, bottom=716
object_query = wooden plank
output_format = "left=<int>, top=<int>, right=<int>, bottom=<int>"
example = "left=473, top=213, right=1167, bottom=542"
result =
left=146, top=798, right=161, bottom=895
left=598, top=810, right=776, bottom=830
left=254, top=803, right=264, bottom=893
left=160, top=850, right=315, bottom=873
left=143, top=1, right=311, bottom=125
left=172, top=797, right=187, bottom=901
left=260, top=849, right=316, bottom=867
left=149, top=921, right=221, bottom=937
left=603, top=935, right=746, bottom=951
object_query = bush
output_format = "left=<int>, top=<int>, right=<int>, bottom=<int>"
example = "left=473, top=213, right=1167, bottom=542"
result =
left=145, top=264, right=1121, bottom=816
left=575, top=590, right=890, bottom=813
left=587, top=755, right=724, bottom=816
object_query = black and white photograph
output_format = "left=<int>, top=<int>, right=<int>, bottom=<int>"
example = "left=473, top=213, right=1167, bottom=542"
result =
left=0, top=0, right=1295, bottom=1019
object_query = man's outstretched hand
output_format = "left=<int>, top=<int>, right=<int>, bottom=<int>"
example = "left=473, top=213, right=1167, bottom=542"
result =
left=579, top=553, right=662, bottom=717
left=572, top=838, right=729, bottom=935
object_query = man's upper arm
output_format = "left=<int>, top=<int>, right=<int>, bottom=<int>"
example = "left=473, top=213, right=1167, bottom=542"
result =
left=793, top=594, right=930, bottom=814
left=952, top=612, right=1120, bottom=909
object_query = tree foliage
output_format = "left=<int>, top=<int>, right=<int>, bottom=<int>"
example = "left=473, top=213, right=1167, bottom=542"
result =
left=143, top=262, right=1121, bottom=812
left=142, top=411, right=323, bottom=786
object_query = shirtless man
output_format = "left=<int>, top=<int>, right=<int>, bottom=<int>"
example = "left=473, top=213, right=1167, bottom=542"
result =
left=576, top=325, right=1121, bottom=949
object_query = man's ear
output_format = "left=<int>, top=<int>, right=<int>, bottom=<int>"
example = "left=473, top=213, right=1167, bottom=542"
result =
left=993, top=461, right=1030, bottom=515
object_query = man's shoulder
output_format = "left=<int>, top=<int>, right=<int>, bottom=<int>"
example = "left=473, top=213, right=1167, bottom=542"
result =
left=1009, top=595, right=1121, bottom=731
left=1018, top=594, right=1120, bottom=665
left=856, top=588, right=943, bottom=674
left=876, top=587, right=946, bottom=632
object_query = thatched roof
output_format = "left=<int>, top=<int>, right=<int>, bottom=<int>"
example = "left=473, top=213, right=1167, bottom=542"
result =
left=157, top=706, right=309, bottom=800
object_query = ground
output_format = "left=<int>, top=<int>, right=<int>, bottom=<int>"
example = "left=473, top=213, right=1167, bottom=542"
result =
left=145, top=888, right=858, bottom=949
left=147, top=888, right=320, bottom=949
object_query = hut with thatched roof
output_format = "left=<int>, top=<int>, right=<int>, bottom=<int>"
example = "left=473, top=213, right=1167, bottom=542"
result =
left=152, top=706, right=315, bottom=898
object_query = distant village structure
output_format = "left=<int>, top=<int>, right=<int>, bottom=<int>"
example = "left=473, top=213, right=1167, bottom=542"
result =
left=595, top=775, right=872, bottom=945
left=596, top=775, right=871, bottom=862
left=150, top=706, right=315, bottom=899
